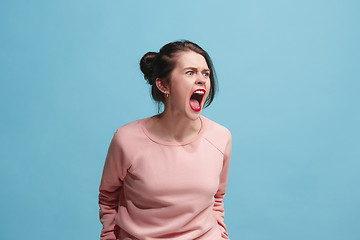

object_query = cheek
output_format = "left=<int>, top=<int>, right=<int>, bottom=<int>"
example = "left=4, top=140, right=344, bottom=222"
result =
left=170, top=86, right=189, bottom=104
left=207, top=79, right=211, bottom=92
left=171, top=78, right=191, bottom=95
left=205, top=80, right=211, bottom=99
left=172, top=84, right=186, bottom=96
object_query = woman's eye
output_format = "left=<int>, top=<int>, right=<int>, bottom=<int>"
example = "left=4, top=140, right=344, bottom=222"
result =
left=203, top=72, right=209, bottom=77
left=186, top=71, right=193, bottom=75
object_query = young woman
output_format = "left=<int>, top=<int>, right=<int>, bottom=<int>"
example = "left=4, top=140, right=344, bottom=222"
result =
left=99, top=40, right=232, bottom=239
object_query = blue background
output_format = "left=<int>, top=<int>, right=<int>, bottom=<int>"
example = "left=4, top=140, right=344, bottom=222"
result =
left=1, top=0, right=359, bottom=239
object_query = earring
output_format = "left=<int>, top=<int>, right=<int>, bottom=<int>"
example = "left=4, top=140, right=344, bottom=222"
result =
left=166, top=93, right=169, bottom=98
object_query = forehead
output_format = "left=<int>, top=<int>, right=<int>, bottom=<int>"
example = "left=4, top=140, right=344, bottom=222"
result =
left=174, top=51, right=209, bottom=69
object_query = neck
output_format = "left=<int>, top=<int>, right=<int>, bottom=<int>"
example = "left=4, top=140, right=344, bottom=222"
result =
left=150, top=110, right=202, bottom=143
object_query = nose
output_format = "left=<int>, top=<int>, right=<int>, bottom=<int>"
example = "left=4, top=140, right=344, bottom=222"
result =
left=195, top=74, right=206, bottom=85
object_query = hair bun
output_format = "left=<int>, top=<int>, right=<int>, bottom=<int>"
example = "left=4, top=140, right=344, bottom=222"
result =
left=140, top=52, right=157, bottom=85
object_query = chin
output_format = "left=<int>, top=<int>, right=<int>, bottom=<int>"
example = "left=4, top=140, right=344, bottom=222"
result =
left=186, top=109, right=202, bottom=121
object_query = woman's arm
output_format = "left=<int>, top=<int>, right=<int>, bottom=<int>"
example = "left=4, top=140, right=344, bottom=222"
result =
left=98, top=132, right=127, bottom=240
left=213, top=131, right=232, bottom=239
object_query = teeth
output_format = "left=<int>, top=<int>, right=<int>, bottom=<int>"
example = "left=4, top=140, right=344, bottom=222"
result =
left=194, top=90, right=204, bottom=94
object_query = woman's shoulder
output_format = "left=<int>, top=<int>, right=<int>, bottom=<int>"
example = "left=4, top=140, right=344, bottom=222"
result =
left=116, top=118, right=142, bottom=132
left=201, top=116, right=232, bottom=154
left=201, top=115, right=231, bottom=144
left=202, top=116, right=231, bottom=138
left=112, top=118, right=148, bottom=142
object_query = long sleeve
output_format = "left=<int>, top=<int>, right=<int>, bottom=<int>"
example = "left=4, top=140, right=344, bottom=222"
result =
left=98, top=117, right=232, bottom=239
left=98, top=132, right=130, bottom=240
left=213, top=131, right=232, bottom=239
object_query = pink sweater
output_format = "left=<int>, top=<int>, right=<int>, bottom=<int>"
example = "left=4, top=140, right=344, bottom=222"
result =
left=99, top=116, right=232, bottom=239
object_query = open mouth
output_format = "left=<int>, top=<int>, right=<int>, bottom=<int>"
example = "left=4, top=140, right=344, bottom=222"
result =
left=189, top=89, right=205, bottom=112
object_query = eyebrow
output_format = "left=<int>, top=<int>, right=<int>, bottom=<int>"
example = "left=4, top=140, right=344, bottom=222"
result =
left=183, top=67, right=210, bottom=72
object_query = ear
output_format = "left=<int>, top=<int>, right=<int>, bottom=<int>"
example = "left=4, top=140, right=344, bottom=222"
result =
left=155, top=78, right=170, bottom=95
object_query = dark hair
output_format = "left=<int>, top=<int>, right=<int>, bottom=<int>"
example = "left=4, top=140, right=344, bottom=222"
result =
left=140, top=40, right=217, bottom=108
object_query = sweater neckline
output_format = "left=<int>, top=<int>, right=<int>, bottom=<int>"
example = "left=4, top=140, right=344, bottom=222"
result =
left=140, top=116, right=206, bottom=146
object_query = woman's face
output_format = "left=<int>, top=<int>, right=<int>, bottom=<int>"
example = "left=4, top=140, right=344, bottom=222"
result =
left=166, top=51, right=211, bottom=120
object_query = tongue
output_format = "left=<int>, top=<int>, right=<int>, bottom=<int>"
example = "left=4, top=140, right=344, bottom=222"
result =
left=190, top=99, right=200, bottom=110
